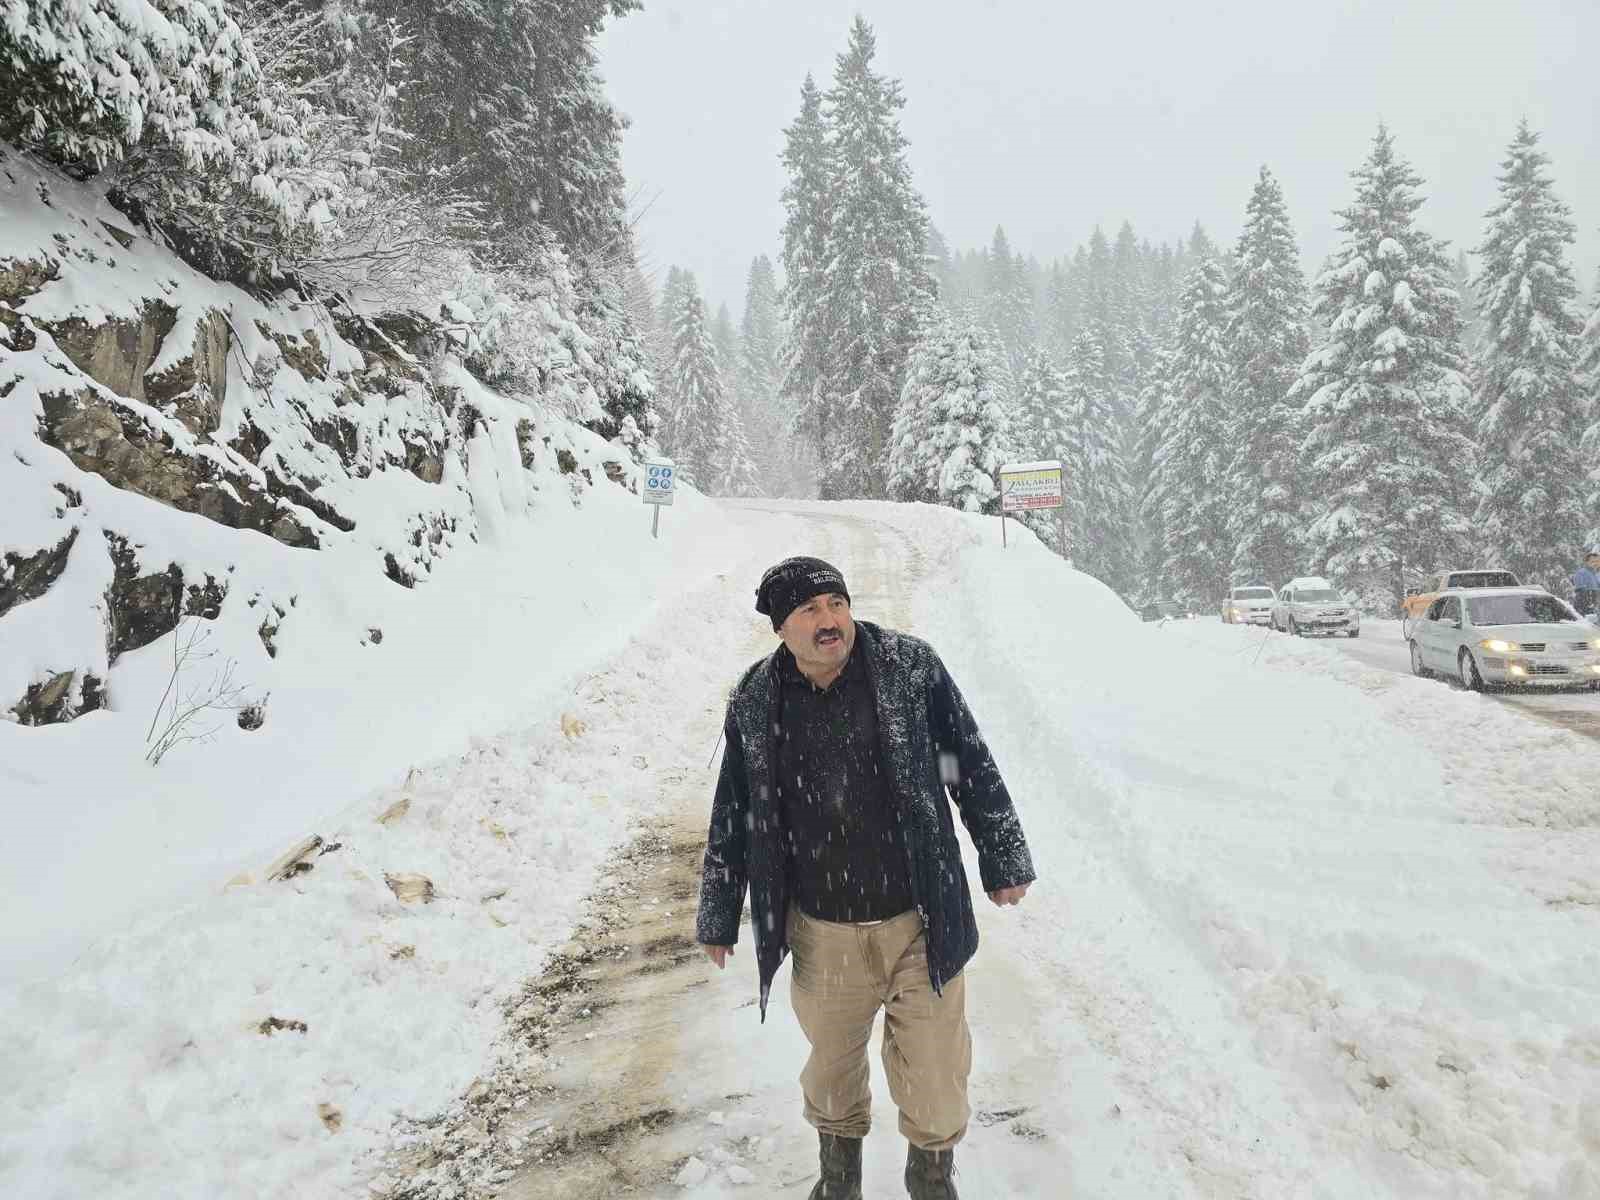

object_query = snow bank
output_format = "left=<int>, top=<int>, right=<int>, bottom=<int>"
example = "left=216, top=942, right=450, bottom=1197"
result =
left=872, top=503, right=1600, bottom=1199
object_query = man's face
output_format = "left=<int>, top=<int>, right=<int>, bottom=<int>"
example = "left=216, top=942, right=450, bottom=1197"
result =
left=1587, top=556, right=1599, bottom=572
left=779, top=593, right=855, bottom=677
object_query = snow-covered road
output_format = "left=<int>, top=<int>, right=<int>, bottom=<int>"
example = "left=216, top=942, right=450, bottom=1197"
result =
left=6, top=500, right=1598, bottom=1200
left=392, top=503, right=1600, bottom=1200
left=1326, top=618, right=1600, bottom=741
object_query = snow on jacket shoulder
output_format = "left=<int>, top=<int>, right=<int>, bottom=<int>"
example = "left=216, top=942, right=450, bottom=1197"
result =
left=694, top=620, right=1035, bottom=1018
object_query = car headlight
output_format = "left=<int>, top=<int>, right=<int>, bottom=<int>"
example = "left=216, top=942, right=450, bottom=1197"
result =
left=1589, top=638, right=1600, bottom=650
left=1480, top=638, right=1518, bottom=653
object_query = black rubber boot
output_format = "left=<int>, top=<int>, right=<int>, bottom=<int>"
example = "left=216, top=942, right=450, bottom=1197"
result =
left=904, top=1144, right=959, bottom=1200
left=807, top=1132, right=863, bottom=1200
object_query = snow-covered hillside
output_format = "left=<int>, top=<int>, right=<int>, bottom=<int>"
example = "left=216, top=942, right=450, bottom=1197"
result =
left=0, top=150, right=676, bottom=980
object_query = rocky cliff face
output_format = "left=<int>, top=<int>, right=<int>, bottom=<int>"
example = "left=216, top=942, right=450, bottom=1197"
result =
left=0, top=153, right=639, bottom=725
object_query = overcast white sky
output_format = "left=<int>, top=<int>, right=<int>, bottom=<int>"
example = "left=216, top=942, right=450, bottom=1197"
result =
left=596, top=1, right=1597, bottom=319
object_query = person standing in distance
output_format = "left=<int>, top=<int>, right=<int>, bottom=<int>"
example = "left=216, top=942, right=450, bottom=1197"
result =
left=1571, top=550, right=1600, bottom=618
left=695, top=556, right=1035, bottom=1200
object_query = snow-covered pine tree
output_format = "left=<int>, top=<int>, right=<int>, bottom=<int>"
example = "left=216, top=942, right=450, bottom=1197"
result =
left=625, top=264, right=664, bottom=378
left=376, top=0, right=636, bottom=257
left=1133, top=350, right=1173, bottom=596
left=817, top=16, right=937, bottom=499
left=1470, top=122, right=1589, bottom=590
left=1012, top=349, right=1072, bottom=467
left=651, top=267, right=687, bottom=437
left=1291, top=126, right=1475, bottom=608
left=1, top=0, right=331, bottom=275
left=1042, top=262, right=1076, bottom=360
left=1112, top=222, right=1155, bottom=394
left=927, top=225, right=957, bottom=306
left=1011, top=348, right=1073, bottom=553
left=778, top=73, right=835, bottom=484
left=886, top=328, right=944, bottom=505
left=572, top=256, right=657, bottom=442
left=1581, top=274, right=1600, bottom=545
left=932, top=323, right=1012, bottom=513
left=660, top=275, right=725, bottom=490
left=741, top=257, right=783, bottom=412
left=983, top=227, right=1034, bottom=376
left=1225, top=166, right=1312, bottom=588
left=888, top=318, right=1010, bottom=512
left=1149, top=258, right=1236, bottom=605
left=1452, top=250, right=1483, bottom=354
left=1062, top=327, right=1136, bottom=592
left=712, top=302, right=741, bottom=399
left=719, top=406, right=762, bottom=498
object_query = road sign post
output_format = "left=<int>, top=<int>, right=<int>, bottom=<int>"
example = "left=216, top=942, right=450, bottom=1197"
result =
left=997, top=461, right=1066, bottom=554
left=642, top=458, right=675, bottom=538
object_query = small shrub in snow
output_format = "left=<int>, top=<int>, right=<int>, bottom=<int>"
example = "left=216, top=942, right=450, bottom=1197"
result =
left=236, top=695, right=268, bottom=731
left=145, top=620, right=249, bottom=765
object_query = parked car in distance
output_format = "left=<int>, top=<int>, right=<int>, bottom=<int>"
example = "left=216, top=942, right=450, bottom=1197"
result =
left=1222, top=584, right=1276, bottom=625
left=1270, top=577, right=1361, bottom=637
left=1140, top=600, right=1186, bottom=623
left=1400, top=568, right=1521, bottom=632
left=1408, top=587, right=1600, bottom=690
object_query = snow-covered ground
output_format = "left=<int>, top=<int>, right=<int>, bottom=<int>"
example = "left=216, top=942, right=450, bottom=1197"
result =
left=4, top=499, right=1599, bottom=1199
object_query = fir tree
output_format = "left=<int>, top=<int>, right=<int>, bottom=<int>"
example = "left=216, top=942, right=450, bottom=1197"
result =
left=377, top=0, right=639, bottom=256
left=1012, top=347, right=1074, bottom=553
left=1291, top=127, right=1475, bottom=607
left=711, top=303, right=740, bottom=396
left=778, top=73, right=834, bottom=482
left=740, top=256, right=783, bottom=409
left=1134, top=350, right=1173, bottom=596
left=1061, top=327, right=1135, bottom=590
left=1583, top=277, right=1600, bottom=544
left=1452, top=249, right=1482, bottom=353
left=816, top=16, right=937, bottom=498
left=889, top=318, right=1010, bottom=512
left=573, top=256, right=657, bottom=442
left=1042, top=262, right=1076, bottom=359
left=660, top=274, right=725, bottom=490
left=983, top=227, right=1034, bottom=376
left=1470, top=122, right=1589, bottom=589
left=1150, top=258, right=1236, bottom=605
left=927, top=225, right=956, bottom=302
left=736, top=254, right=805, bottom=493
left=886, top=316, right=947, bottom=505
left=719, top=406, right=762, bottom=498
left=1226, top=166, right=1312, bottom=588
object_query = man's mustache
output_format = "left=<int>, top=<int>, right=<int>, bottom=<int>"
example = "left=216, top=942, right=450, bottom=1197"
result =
left=814, top=628, right=842, bottom=644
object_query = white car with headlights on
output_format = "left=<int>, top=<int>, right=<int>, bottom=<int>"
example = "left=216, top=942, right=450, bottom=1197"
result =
left=1408, top=587, right=1600, bottom=691
left=1221, top=584, right=1276, bottom=625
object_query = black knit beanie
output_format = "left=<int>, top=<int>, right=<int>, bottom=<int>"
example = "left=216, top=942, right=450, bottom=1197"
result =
left=755, top=556, right=851, bottom=631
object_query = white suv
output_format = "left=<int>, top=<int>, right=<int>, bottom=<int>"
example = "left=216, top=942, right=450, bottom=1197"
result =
left=1271, top=577, right=1361, bottom=638
left=1222, top=584, right=1275, bottom=625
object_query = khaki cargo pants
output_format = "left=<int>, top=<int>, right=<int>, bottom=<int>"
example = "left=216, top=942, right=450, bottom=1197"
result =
left=787, top=907, right=971, bottom=1151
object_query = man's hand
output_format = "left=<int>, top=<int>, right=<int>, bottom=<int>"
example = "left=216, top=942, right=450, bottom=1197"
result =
left=701, top=944, right=734, bottom=969
left=987, top=883, right=1030, bottom=907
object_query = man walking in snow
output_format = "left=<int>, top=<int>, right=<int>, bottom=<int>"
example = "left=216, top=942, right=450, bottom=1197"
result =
left=1572, top=551, right=1600, bottom=618
left=695, top=556, right=1035, bottom=1200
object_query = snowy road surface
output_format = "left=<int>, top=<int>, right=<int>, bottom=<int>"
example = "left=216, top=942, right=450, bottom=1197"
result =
left=5, top=500, right=1599, bottom=1200
left=392, top=504, right=1600, bottom=1200
left=1324, top=617, right=1600, bottom=742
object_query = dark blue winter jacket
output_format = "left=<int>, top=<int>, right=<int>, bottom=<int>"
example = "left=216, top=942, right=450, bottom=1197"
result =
left=1573, top=567, right=1600, bottom=614
left=695, top=620, right=1036, bottom=1018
